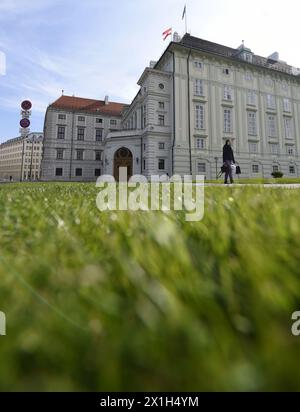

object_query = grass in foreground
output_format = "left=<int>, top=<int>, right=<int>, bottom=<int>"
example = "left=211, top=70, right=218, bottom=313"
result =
left=0, top=182, right=300, bottom=391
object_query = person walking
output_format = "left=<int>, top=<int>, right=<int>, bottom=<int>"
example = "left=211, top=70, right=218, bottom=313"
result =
left=223, top=140, right=235, bottom=184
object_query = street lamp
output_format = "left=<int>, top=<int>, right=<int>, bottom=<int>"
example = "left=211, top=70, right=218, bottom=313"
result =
left=214, top=157, right=218, bottom=179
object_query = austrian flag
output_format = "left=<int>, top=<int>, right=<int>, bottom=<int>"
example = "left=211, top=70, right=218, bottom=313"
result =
left=162, top=27, right=172, bottom=41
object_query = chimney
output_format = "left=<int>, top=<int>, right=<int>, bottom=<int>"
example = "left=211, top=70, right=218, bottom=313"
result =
left=105, top=95, right=109, bottom=105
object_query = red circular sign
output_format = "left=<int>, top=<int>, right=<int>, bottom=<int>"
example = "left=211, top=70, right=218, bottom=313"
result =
left=21, top=100, right=32, bottom=111
left=20, top=118, right=30, bottom=128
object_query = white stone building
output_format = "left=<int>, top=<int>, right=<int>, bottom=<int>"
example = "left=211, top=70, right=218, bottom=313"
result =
left=0, top=132, right=43, bottom=182
left=41, top=95, right=127, bottom=181
left=103, top=34, right=300, bottom=180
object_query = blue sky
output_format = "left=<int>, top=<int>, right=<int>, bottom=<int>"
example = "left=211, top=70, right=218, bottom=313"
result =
left=0, top=0, right=299, bottom=142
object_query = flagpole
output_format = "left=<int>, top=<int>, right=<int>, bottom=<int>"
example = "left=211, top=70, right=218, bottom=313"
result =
left=185, top=4, right=187, bottom=33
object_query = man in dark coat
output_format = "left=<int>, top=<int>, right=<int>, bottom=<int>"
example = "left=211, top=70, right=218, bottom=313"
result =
left=223, top=140, right=235, bottom=184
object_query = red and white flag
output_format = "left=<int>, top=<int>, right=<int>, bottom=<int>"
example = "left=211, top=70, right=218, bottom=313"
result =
left=162, top=27, right=172, bottom=41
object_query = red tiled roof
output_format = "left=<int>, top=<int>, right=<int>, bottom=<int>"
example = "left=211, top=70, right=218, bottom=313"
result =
left=49, top=95, right=128, bottom=116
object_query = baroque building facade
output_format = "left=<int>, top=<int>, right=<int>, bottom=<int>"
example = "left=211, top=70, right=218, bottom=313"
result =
left=42, top=33, right=300, bottom=181
left=40, top=95, right=127, bottom=181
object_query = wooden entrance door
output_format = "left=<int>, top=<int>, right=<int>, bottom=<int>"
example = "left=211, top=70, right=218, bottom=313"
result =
left=113, top=147, right=133, bottom=181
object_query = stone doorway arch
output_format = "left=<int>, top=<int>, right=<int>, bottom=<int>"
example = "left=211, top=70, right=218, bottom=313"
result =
left=113, top=147, right=133, bottom=181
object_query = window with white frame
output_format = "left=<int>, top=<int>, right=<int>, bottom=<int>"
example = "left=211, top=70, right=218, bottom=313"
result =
left=283, top=98, right=291, bottom=112
left=266, top=94, right=276, bottom=109
left=58, top=114, right=66, bottom=120
left=289, top=165, right=296, bottom=174
left=267, top=115, right=277, bottom=137
left=196, top=138, right=206, bottom=150
left=284, top=117, right=293, bottom=138
left=56, top=148, right=64, bottom=160
left=158, top=158, right=165, bottom=170
left=223, top=86, right=233, bottom=100
left=272, top=165, right=279, bottom=173
left=158, top=115, right=165, bottom=126
left=222, top=68, right=230, bottom=75
left=286, top=145, right=295, bottom=156
left=158, top=142, right=165, bottom=150
left=252, top=164, right=259, bottom=173
left=76, top=149, right=84, bottom=160
left=95, top=129, right=103, bottom=142
left=197, top=162, right=206, bottom=173
left=223, top=108, right=232, bottom=133
left=249, top=142, right=258, bottom=153
left=247, top=111, right=257, bottom=135
left=195, top=105, right=205, bottom=129
left=269, top=143, right=279, bottom=155
left=245, top=53, right=253, bottom=63
left=159, top=102, right=165, bottom=110
left=194, top=79, right=204, bottom=96
left=194, top=60, right=202, bottom=69
left=247, top=90, right=257, bottom=105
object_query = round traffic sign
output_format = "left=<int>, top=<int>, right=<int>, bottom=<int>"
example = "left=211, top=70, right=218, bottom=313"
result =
left=21, top=100, right=32, bottom=111
left=20, top=118, right=30, bottom=128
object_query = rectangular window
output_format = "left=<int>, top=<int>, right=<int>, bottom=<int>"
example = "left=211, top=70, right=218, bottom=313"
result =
left=110, top=119, right=117, bottom=126
left=58, top=114, right=66, bottom=120
left=95, top=169, right=101, bottom=177
left=195, top=105, right=205, bottom=129
left=158, top=115, right=165, bottom=126
left=272, top=165, right=279, bottom=173
left=196, top=138, right=206, bottom=150
left=57, top=126, right=65, bottom=140
left=78, top=116, right=85, bottom=122
left=266, top=94, right=276, bottom=109
left=252, top=164, right=259, bottom=173
left=195, top=79, right=204, bottom=96
left=194, top=60, right=202, bottom=69
left=269, top=143, right=279, bottom=155
left=249, top=142, right=258, bottom=153
left=55, top=167, right=63, bottom=176
left=289, top=165, right=296, bottom=174
left=223, top=108, right=232, bottom=133
left=284, top=117, right=293, bottom=138
left=247, top=112, right=257, bottom=135
left=247, top=90, right=256, bottom=105
left=223, top=68, right=230, bottom=75
left=76, top=149, right=84, bottom=160
left=56, top=148, right=64, bottom=160
left=77, top=127, right=85, bottom=141
left=142, top=105, right=147, bottom=128
left=95, top=129, right=103, bottom=142
left=268, top=115, right=277, bottom=137
left=283, top=98, right=291, bottom=112
left=95, top=150, right=102, bottom=161
left=159, top=102, right=165, bottom=109
left=143, top=159, right=146, bottom=170
left=286, top=145, right=294, bottom=156
left=75, top=168, right=83, bottom=177
left=158, top=142, right=165, bottom=150
left=223, top=86, right=233, bottom=100
left=197, top=162, right=206, bottom=173
left=96, top=118, right=103, bottom=124
left=158, top=158, right=165, bottom=170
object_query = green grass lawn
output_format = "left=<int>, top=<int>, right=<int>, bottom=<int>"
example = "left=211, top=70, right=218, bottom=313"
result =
left=1, top=182, right=300, bottom=391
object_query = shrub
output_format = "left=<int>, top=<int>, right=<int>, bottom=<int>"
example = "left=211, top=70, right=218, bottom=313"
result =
left=271, top=171, right=283, bottom=178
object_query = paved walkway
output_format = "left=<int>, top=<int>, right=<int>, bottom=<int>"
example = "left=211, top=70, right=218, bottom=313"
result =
left=203, top=183, right=300, bottom=188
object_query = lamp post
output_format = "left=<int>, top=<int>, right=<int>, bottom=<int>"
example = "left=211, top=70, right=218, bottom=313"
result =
left=214, top=157, right=218, bottom=180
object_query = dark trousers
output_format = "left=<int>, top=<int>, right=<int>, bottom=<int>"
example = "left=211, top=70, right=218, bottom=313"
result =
left=224, top=160, right=233, bottom=183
